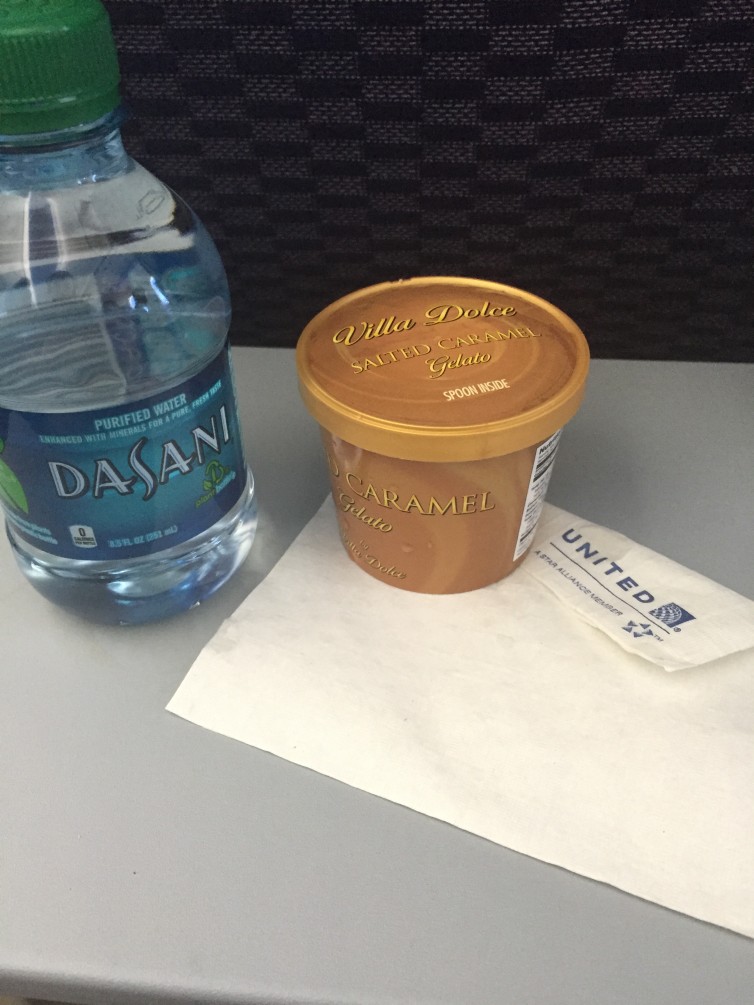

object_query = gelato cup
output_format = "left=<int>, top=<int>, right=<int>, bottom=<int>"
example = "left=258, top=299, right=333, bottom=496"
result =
left=296, top=276, right=589, bottom=594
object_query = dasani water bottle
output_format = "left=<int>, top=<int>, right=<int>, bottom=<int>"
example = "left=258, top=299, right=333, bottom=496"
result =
left=0, top=0, right=257, bottom=624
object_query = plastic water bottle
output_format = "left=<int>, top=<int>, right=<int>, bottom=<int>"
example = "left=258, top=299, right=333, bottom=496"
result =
left=0, top=0, right=257, bottom=624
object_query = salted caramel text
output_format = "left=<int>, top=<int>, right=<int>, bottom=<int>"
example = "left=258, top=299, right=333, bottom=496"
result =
left=339, top=469, right=495, bottom=517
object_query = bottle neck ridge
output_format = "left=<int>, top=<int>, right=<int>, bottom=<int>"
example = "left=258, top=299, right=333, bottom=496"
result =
left=0, top=109, right=129, bottom=191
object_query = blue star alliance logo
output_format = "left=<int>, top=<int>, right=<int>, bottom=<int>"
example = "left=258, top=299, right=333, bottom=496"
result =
left=623, top=621, right=654, bottom=638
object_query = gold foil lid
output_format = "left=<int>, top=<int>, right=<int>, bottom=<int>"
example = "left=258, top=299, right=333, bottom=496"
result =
left=296, top=276, right=590, bottom=461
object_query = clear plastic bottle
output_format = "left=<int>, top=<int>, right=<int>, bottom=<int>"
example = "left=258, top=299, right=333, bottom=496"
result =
left=0, top=0, right=256, bottom=624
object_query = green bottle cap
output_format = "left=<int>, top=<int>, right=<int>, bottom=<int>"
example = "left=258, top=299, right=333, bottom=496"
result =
left=0, top=0, right=120, bottom=136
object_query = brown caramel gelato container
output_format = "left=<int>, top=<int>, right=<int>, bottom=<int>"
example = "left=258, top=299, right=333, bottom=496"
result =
left=296, top=276, right=589, bottom=594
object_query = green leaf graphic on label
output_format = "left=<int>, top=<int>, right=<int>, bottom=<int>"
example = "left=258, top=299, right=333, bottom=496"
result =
left=205, top=460, right=227, bottom=485
left=0, top=438, right=29, bottom=513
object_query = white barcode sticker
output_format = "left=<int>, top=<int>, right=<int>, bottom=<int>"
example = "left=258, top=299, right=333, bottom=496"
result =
left=513, top=429, right=562, bottom=560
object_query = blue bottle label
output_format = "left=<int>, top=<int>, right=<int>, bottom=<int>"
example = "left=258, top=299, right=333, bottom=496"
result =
left=0, top=345, right=247, bottom=560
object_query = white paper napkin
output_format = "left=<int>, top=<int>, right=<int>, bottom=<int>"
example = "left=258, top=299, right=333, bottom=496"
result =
left=168, top=500, right=754, bottom=938
left=525, top=507, right=754, bottom=671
